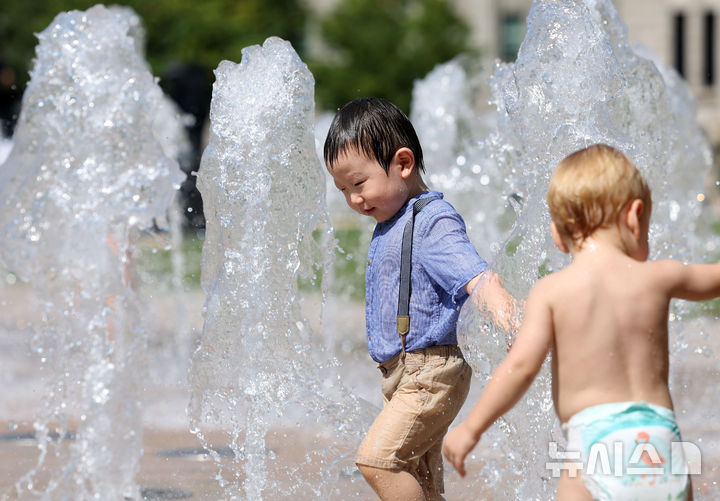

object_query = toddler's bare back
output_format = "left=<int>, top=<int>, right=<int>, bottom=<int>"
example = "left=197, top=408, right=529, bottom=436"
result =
left=539, top=248, right=674, bottom=422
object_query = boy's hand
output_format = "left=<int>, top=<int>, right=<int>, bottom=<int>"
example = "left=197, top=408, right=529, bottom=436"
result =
left=442, top=423, right=479, bottom=478
left=504, top=298, right=524, bottom=349
left=466, top=271, right=521, bottom=344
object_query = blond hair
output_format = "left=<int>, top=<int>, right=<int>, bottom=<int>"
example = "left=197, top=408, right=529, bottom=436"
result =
left=547, top=144, right=651, bottom=242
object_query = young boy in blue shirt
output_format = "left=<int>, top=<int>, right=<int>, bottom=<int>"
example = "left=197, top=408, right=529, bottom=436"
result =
left=324, top=97, right=517, bottom=500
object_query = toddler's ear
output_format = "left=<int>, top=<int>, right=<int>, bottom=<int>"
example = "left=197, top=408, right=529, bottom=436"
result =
left=551, top=222, right=570, bottom=253
left=624, top=199, right=645, bottom=239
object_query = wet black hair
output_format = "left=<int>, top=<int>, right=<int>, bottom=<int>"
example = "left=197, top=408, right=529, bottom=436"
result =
left=323, top=97, right=425, bottom=174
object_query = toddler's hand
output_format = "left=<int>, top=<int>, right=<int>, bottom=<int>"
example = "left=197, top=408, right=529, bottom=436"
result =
left=442, top=424, right=479, bottom=478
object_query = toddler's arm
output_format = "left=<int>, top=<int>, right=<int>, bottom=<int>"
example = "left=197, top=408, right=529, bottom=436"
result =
left=443, top=280, right=553, bottom=477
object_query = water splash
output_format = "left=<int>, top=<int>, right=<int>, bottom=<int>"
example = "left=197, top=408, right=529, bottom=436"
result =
left=188, top=37, right=372, bottom=500
left=410, top=58, right=513, bottom=259
left=0, top=5, right=182, bottom=499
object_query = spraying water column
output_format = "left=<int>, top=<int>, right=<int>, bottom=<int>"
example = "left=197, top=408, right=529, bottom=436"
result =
left=188, top=37, right=373, bottom=500
left=0, top=6, right=182, bottom=499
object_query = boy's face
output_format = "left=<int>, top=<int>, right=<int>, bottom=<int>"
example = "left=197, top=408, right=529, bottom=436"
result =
left=327, top=148, right=411, bottom=223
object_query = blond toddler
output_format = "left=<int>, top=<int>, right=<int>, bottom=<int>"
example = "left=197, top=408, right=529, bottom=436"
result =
left=443, top=144, right=720, bottom=500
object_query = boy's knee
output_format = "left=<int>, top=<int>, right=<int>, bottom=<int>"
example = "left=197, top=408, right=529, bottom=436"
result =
left=356, top=462, right=377, bottom=482
left=356, top=463, right=393, bottom=489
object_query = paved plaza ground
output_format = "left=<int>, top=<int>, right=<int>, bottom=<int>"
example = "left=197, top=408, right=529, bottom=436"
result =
left=1, top=282, right=718, bottom=499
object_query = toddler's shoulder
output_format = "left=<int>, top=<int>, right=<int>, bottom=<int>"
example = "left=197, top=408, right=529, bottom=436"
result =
left=633, top=258, right=685, bottom=280
left=641, top=258, right=690, bottom=286
left=528, top=268, right=569, bottom=303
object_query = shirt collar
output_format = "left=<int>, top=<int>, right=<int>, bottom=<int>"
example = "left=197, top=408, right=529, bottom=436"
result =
left=378, top=190, right=443, bottom=228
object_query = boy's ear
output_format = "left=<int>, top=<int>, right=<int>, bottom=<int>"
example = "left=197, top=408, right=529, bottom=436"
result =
left=551, top=222, right=570, bottom=254
left=393, top=147, right=415, bottom=179
left=624, top=199, right=644, bottom=238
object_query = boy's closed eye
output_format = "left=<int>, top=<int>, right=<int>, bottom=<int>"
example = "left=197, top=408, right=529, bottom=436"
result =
left=354, top=180, right=365, bottom=187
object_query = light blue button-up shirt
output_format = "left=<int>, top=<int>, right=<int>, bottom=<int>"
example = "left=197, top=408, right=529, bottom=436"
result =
left=365, top=191, right=488, bottom=363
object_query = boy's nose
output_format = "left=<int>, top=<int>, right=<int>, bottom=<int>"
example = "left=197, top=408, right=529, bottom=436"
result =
left=350, top=192, right=363, bottom=206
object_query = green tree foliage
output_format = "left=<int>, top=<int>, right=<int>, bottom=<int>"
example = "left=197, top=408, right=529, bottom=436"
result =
left=2, top=0, right=471, bottom=114
left=308, top=0, right=472, bottom=113
left=0, top=0, right=306, bottom=88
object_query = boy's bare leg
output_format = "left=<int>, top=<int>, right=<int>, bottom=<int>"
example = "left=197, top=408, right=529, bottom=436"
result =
left=357, top=464, right=426, bottom=501
left=556, top=470, right=592, bottom=501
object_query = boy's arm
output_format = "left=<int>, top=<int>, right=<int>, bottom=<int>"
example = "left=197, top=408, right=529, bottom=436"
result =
left=465, top=271, right=521, bottom=336
left=661, top=260, right=720, bottom=301
left=418, top=212, right=519, bottom=334
left=443, top=281, right=553, bottom=477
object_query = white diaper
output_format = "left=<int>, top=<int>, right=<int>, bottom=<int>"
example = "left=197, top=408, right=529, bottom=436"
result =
left=562, top=401, right=689, bottom=501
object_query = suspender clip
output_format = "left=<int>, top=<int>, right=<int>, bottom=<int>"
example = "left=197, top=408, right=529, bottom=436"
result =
left=396, top=315, right=410, bottom=335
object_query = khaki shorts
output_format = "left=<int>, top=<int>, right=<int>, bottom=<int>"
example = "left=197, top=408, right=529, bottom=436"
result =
left=356, top=345, right=472, bottom=494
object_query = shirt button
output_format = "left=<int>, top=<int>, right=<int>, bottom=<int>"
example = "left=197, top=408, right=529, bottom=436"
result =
left=365, top=299, right=369, bottom=306
left=367, top=259, right=371, bottom=266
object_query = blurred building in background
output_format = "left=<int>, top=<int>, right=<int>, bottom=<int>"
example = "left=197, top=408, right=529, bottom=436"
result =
left=618, top=1, right=720, bottom=142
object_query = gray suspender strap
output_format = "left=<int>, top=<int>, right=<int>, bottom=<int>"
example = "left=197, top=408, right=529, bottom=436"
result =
left=397, top=195, right=440, bottom=354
